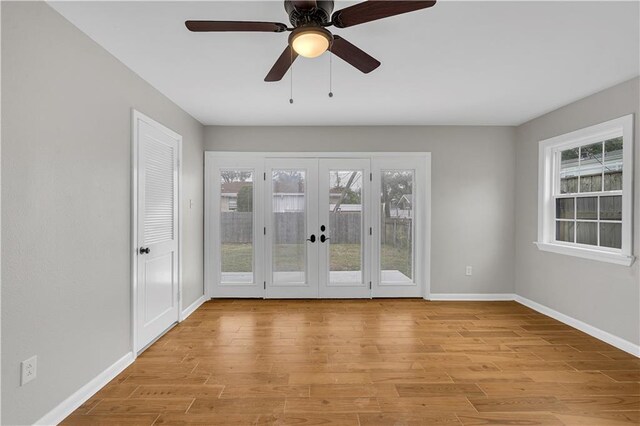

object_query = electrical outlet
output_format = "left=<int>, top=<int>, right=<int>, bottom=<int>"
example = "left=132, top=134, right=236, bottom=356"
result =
left=21, top=355, right=37, bottom=386
left=465, top=266, right=473, bottom=276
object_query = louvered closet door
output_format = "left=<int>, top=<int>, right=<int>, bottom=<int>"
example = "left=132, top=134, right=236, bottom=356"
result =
left=137, top=119, right=179, bottom=352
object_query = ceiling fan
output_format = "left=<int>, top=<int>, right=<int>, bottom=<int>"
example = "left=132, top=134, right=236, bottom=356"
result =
left=185, top=1, right=437, bottom=82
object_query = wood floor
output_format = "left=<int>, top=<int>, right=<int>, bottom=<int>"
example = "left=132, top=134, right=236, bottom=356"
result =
left=63, top=299, right=639, bottom=425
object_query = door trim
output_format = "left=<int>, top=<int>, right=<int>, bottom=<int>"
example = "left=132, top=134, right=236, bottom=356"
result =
left=205, top=152, right=431, bottom=300
left=131, top=109, right=183, bottom=357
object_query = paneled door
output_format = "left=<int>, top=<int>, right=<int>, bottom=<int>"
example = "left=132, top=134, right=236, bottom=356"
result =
left=318, top=159, right=371, bottom=298
left=265, top=159, right=319, bottom=298
left=134, top=112, right=180, bottom=352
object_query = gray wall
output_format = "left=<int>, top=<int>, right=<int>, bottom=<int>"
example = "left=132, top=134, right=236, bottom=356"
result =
left=515, top=77, right=640, bottom=346
left=205, top=125, right=517, bottom=296
left=1, top=2, right=204, bottom=424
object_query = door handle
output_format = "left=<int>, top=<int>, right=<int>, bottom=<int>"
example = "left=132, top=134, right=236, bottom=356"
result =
left=320, top=235, right=330, bottom=243
left=306, top=234, right=316, bottom=243
left=139, top=247, right=150, bottom=254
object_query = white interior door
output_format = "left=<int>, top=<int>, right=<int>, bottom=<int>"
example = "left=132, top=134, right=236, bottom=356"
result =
left=265, top=159, right=319, bottom=298
left=135, top=114, right=180, bottom=352
left=318, top=159, right=371, bottom=298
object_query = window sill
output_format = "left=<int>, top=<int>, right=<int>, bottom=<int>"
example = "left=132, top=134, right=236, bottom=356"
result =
left=534, top=242, right=635, bottom=266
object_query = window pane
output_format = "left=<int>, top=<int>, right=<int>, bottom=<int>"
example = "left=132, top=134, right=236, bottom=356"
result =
left=273, top=170, right=306, bottom=283
left=600, top=223, right=622, bottom=249
left=328, top=170, right=363, bottom=283
left=381, top=170, right=413, bottom=283
left=576, top=222, right=597, bottom=246
left=576, top=197, right=597, bottom=220
left=600, top=195, right=622, bottom=221
left=555, top=198, right=574, bottom=219
left=579, top=142, right=603, bottom=193
left=556, top=221, right=574, bottom=242
left=220, top=170, right=254, bottom=283
left=560, top=148, right=579, bottom=194
left=604, top=137, right=623, bottom=191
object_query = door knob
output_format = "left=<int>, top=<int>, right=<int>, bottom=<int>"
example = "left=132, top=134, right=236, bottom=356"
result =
left=306, top=234, right=316, bottom=243
left=320, top=235, right=330, bottom=243
left=139, top=247, right=150, bottom=254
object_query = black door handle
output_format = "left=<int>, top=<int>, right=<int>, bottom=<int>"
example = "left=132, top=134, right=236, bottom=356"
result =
left=320, top=235, right=330, bottom=243
left=139, top=247, right=150, bottom=254
left=306, top=234, right=316, bottom=243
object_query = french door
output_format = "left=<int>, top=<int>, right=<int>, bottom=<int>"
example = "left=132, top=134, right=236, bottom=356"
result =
left=206, top=153, right=429, bottom=299
left=264, top=159, right=371, bottom=298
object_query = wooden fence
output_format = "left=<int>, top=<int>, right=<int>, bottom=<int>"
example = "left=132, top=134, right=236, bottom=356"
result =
left=221, top=212, right=412, bottom=247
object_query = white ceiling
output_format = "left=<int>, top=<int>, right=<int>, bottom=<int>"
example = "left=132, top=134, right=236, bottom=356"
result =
left=49, top=1, right=639, bottom=126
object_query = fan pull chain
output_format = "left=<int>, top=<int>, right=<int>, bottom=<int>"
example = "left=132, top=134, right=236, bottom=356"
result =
left=328, top=52, right=334, bottom=98
left=289, top=48, right=294, bottom=104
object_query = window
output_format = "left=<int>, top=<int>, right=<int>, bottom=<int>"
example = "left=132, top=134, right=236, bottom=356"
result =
left=537, top=115, right=634, bottom=266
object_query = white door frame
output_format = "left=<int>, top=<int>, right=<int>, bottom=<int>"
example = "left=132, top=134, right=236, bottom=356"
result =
left=318, top=158, right=372, bottom=298
left=131, top=109, right=183, bottom=357
left=265, top=158, right=320, bottom=299
left=204, top=151, right=431, bottom=300
left=206, top=156, right=265, bottom=298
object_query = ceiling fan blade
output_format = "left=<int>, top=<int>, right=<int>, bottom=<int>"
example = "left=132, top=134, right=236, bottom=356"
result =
left=292, top=0, right=317, bottom=10
left=185, top=21, right=288, bottom=33
left=329, top=36, right=380, bottom=74
left=332, top=0, right=436, bottom=28
left=265, top=45, right=299, bottom=82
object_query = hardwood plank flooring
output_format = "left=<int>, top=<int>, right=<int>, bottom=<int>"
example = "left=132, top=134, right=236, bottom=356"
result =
left=62, top=299, right=640, bottom=425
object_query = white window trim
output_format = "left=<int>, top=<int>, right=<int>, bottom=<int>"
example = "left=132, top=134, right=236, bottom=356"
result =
left=536, top=114, right=635, bottom=266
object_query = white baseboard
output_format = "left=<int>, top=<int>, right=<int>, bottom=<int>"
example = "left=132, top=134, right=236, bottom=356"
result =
left=180, top=295, right=207, bottom=322
left=515, top=295, right=640, bottom=358
left=429, top=293, right=516, bottom=301
left=34, top=352, right=134, bottom=426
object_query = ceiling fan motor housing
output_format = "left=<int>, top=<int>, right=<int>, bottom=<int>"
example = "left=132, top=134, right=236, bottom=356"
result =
left=284, top=0, right=335, bottom=27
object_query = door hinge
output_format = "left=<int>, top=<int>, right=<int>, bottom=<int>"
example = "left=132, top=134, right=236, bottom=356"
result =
left=370, top=172, right=372, bottom=181
left=264, top=172, right=266, bottom=180
left=264, top=227, right=266, bottom=235
left=264, top=281, right=266, bottom=290
left=369, top=281, right=372, bottom=289
left=369, top=227, right=372, bottom=236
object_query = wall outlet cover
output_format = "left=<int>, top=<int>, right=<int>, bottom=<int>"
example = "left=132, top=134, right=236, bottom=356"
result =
left=21, top=355, right=37, bottom=386
left=465, top=266, right=473, bottom=276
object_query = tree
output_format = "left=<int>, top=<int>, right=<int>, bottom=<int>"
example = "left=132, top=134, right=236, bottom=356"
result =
left=236, top=186, right=253, bottom=212
left=221, top=171, right=252, bottom=183
left=382, top=172, right=412, bottom=218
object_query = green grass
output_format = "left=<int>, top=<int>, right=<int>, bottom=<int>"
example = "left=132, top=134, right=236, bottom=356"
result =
left=221, top=243, right=411, bottom=277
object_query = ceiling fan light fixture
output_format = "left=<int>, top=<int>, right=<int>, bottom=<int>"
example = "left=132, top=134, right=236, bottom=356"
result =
left=289, top=27, right=332, bottom=58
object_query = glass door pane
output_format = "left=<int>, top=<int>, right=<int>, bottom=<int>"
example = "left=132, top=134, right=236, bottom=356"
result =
left=220, top=170, right=254, bottom=283
left=318, top=159, right=370, bottom=298
left=371, top=156, right=425, bottom=299
left=265, top=159, right=318, bottom=298
left=272, top=169, right=307, bottom=284
left=328, top=170, right=363, bottom=283
left=208, top=156, right=264, bottom=299
left=380, top=170, right=414, bottom=283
